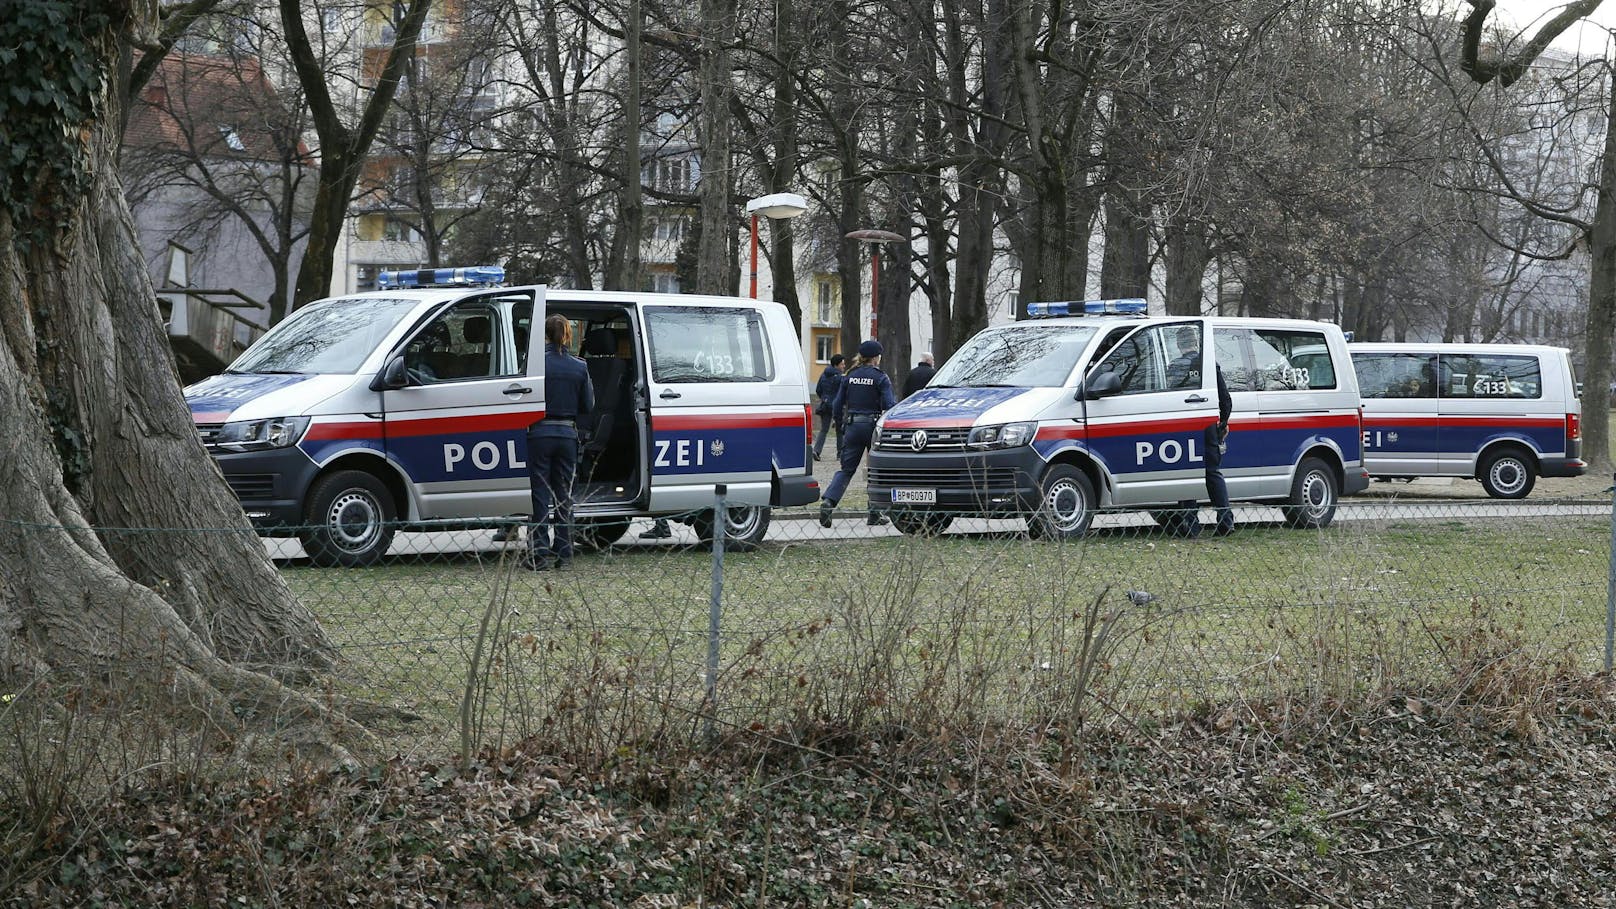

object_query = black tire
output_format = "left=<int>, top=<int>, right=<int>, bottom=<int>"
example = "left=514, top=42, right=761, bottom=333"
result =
left=575, top=517, right=632, bottom=552
left=694, top=505, right=771, bottom=551
left=891, top=511, right=954, bottom=537
left=1149, top=508, right=1199, bottom=537
left=1282, top=456, right=1339, bottom=529
left=1478, top=447, right=1536, bottom=499
left=1025, top=465, right=1096, bottom=540
left=300, top=470, right=396, bottom=567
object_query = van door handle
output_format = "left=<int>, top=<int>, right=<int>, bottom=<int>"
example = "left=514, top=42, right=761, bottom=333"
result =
left=1184, top=394, right=1208, bottom=404
left=502, top=385, right=533, bottom=396
left=660, top=389, right=682, bottom=399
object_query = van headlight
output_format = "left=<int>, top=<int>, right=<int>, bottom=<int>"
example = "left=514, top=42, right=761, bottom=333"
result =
left=967, top=421, right=1038, bottom=450
left=215, top=416, right=310, bottom=452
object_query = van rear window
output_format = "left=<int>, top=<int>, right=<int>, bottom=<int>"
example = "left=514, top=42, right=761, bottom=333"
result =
left=646, top=306, right=774, bottom=383
left=1440, top=354, right=1542, bottom=399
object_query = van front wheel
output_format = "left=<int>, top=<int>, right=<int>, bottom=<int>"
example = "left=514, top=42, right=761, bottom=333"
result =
left=1479, top=448, right=1535, bottom=499
left=1026, top=465, right=1095, bottom=540
left=300, top=470, right=396, bottom=567
left=1282, top=457, right=1338, bottom=529
left=694, top=505, right=771, bottom=551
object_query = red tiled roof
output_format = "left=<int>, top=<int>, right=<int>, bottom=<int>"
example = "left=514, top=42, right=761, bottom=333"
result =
left=124, top=52, right=310, bottom=162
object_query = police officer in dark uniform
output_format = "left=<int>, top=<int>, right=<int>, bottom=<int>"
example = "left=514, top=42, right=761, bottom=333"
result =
left=1168, top=324, right=1234, bottom=537
left=819, top=339, right=896, bottom=528
left=528, top=314, right=594, bottom=569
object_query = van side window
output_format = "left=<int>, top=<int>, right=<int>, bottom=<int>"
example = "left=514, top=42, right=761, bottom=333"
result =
left=403, top=301, right=506, bottom=383
left=1354, top=352, right=1437, bottom=398
left=1249, top=330, right=1336, bottom=390
left=646, top=306, right=774, bottom=383
left=1215, top=329, right=1257, bottom=392
left=1096, top=325, right=1169, bottom=395
left=1440, top=354, right=1542, bottom=399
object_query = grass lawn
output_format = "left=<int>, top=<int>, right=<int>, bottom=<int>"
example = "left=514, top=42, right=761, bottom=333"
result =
left=284, top=507, right=1613, bottom=749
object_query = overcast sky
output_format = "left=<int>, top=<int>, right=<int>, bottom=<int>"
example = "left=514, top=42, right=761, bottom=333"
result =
left=1491, top=1, right=1616, bottom=55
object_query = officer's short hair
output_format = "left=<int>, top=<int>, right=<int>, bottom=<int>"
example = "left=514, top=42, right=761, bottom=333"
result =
left=830, top=354, right=845, bottom=366
left=1175, top=325, right=1199, bottom=351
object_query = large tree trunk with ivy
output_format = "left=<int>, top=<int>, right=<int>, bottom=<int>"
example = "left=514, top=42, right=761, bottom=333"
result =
left=1, top=2, right=353, bottom=749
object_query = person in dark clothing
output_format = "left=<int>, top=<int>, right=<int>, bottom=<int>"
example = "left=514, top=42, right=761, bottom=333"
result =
left=819, top=340, right=896, bottom=528
left=1168, top=325, right=1234, bottom=537
left=527, top=314, right=594, bottom=569
left=812, top=354, right=846, bottom=460
left=901, top=352, right=936, bottom=399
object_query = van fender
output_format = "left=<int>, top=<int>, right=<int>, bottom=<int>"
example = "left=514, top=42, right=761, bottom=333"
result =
left=1285, top=436, right=1348, bottom=484
left=308, top=449, right=420, bottom=523
left=1034, top=439, right=1118, bottom=508
left=1473, top=432, right=1545, bottom=471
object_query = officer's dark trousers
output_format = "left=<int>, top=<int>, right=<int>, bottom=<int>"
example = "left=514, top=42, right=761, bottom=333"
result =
left=1174, top=424, right=1233, bottom=536
left=812, top=410, right=839, bottom=458
left=824, top=418, right=875, bottom=506
left=528, top=430, right=578, bottom=559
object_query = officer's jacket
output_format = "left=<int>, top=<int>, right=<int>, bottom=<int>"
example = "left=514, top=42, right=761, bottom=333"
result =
left=533, top=342, right=595, bottom=436
left=832, top=363, right=896, bottom=424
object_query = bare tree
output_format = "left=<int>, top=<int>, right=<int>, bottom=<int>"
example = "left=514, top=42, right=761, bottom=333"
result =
left=2, top=0, right=357, bottom=752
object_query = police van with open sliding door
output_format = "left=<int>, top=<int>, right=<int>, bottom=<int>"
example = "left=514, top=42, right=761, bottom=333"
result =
left=184, top=267, right=818, bottom=565
left=864, top=300, right=1370, bottom=537
left=1350, top=342, right=1585, bottom=498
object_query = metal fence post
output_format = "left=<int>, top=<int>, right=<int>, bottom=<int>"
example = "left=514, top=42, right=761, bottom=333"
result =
left=705, top=484, right=726, bottom=741
left=1606, top=472, right=1615, bottom=673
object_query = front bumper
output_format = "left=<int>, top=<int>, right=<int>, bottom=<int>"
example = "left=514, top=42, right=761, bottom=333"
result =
left=210, top=445, right=321, bottom=529
left=866, top=446, right=1046, bottom=514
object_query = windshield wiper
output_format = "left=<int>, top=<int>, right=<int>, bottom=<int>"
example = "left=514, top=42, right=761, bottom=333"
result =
left=252, top=369, right=308, bottom=375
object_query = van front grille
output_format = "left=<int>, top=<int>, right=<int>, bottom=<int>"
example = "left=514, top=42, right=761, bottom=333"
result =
left=196, top=422, right=224, bottom=447
left=225, top=474, right=276, bottom=500
left=868, top=466, right=1020, bottom=490
left=875, top=426, right=972, bottom=451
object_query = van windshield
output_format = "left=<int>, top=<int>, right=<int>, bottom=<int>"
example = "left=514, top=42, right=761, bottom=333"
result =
left=930, top=324, right=1099, bottom=388
left=231, top=297, right=421, bottom=375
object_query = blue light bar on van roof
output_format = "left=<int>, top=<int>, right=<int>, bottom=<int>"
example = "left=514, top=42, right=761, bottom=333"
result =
left=1026, top=298, right=1148, bottom=317
left=377, top=265, right=505, bottom=290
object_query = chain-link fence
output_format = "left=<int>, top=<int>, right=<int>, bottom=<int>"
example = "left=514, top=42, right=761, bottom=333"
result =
left=20, top=484, right=1609, bottom=760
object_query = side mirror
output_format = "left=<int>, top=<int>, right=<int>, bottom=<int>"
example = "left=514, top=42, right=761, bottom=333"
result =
left=1080, top=371, right=1122, bottom=400
left=372, top=354, right=410, bottom=391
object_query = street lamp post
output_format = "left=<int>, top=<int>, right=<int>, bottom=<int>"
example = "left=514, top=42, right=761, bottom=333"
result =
left=745, top=192, right=809, bottom=299
left=844, top=228, right=904, bottom=336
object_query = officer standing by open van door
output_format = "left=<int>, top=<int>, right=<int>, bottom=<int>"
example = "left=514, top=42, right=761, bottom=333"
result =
left=819, top=340, right=895, bottom=528
left=528, top=314, right=594, bottom=569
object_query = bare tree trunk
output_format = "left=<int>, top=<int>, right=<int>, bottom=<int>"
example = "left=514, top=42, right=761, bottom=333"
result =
left=949, top=0, right=1010, bottom=341
left=695, top=0, right=737, bottom=294
left=765, top=0, right=803, bottom=329
left=1100, top=185, right=1149, bottom=300
left=1164, top=216, right=1211, bottom=315
left=605, top=0, right=643, bottom=292
left=3, top=6, right=352, bottom=747
left=1580, top=87, right=1616, bottom=469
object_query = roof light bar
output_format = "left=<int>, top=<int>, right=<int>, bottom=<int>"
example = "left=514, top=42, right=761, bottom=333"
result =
left=378, top=265, right=506, bottom=290
left=1025, top=298, right=1148, bottom=317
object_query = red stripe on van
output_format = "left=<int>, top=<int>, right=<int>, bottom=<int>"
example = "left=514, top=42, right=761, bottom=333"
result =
left=1259, top=413, right=1361, bottom=431
left=653, top=413, right=804, bottom=431
left=1362, top=415, right=1564, bottom=429
left=303, top=409, right=546, bottom=441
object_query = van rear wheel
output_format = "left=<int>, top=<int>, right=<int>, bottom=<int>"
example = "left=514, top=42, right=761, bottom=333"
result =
left=300, top=470, right=396, bottom=567
left=1479, top=448, right=1535, bottom=499
left=1282, top=457, right=1338, bottom=529
left=694, top=505, right=771, bottom=551
left=575, top=518, right=632, bottom=552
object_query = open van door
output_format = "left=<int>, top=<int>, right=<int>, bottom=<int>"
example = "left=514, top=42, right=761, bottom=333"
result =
left=378, top=286, right=546, bottom=521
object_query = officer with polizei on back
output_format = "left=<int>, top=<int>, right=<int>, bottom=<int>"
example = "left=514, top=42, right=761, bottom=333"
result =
left=819, top=339, right=896, bottom=528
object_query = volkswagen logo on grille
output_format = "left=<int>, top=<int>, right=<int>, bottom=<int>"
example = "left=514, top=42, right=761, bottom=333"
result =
left=910, top=430, right=928, bottom=452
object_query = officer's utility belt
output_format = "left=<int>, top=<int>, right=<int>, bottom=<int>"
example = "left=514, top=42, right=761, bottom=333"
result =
left=846, top=413, right=879, bottom=423
left=542, top=418, right=576, bottom=427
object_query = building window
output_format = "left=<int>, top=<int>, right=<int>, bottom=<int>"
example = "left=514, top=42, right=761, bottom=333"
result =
left=217, top=125, right=246, bottom=151
left=647, top=157, right=693, bottom=193
left=382, top=218, right=420, bottom=242
left=651, top=271, right=679, bottom=294
left=654, top=217, right=687, bottom=243
left=1006, top=290, right=1019, bottom=317
left=815, top=335, right=834, bottom=363
left=816, top=281, right=835, bottom=324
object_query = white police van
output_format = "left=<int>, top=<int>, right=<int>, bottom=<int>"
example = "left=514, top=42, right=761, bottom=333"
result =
left=185, top=267, right=818, bottom=565
left=1350, top=342, right=1585, bottom=498
left=865, top=301, right=1369, bottom=536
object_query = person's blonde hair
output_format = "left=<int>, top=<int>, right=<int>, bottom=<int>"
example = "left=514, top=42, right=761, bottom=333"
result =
left=545, top=313, right=572, bottom=348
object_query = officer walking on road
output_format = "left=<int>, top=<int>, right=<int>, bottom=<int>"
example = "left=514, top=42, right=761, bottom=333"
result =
left=527, top=314, right=594, bottom=569
left=819, top=340, right=896, bottom=528
left=812, top=353, right=846, bottom=460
